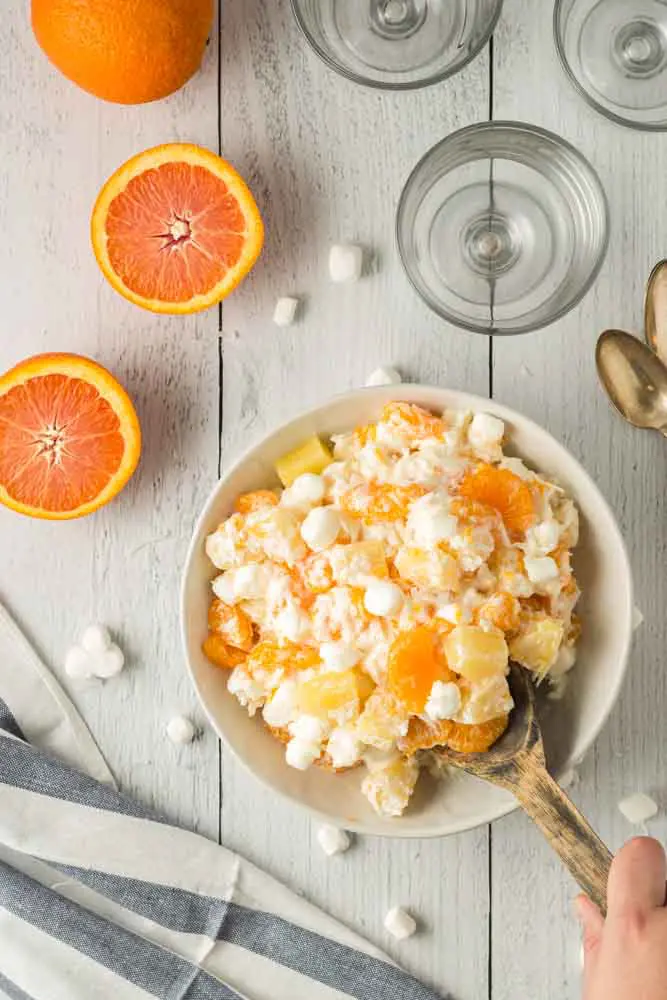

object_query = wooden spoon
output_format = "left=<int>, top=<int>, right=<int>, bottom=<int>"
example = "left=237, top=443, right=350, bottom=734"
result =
left=435, top=665, right=612, bottom=914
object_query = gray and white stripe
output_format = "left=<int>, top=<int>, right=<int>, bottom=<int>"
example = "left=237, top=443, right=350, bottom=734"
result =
left=0, top=602, right=443, bottom=1000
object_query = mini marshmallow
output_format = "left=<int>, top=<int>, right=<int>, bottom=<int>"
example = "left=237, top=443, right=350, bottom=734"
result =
left=618, top=793, right=659, bottom=825
left=212, top=572, right=236, bottom=604
left=524, top=557, right=559, bottom=586
left=286, top=715, right=327, bottom=771
left=327, top=727, right=362, bottom=769
left=329, top=244, right=364, bottom=284
left=425, top=681, right=462, bottom=722
left=384, top=906, right=417, bottom=940
left=468, top=413, right=504, bottom=451
left=320, top=642, right=361, bottom=672
left=65, top=625, right=125, bottom=681
left=317, top=824, right=352, bottom=857
left=633, top=606, right=645, bottom=630
left=301, top=507, right=341, bottom=551
left=263, top=679, right=298, bottom=729
left=364, top=580, right=403, bottom=617
left=273, top=297, right=300, bottom=327
left=282, top=473, right=325, bottom=509
left=365, top=367, right=402, bottom=388
left=166, top=716, right=196, bottom=745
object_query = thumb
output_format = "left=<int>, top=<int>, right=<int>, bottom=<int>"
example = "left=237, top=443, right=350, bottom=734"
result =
left=576, top=894, right=604, bottom=964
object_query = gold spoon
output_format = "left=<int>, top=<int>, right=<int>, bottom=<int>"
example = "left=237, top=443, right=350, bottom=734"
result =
left=435, top=666, right=612, bottom=914
left=596, top=328, right=667, bottom=436
left=645, top=259, right=667, bottom=364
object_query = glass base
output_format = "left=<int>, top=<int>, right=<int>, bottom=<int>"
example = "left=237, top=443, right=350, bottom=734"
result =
left=397, top=123, right=609, bottom=335
left=337, top=0, right=459, bottom=74
left=556, top=0, right=667, bottom=129
left=291, top=0, right=504, bottom=89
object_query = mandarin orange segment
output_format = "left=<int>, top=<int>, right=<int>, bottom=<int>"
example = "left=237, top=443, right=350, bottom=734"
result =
left=202, top=633, right=247, bottom=670
left=91, top=144, right=264, bottom=315
left=235, top=490, right=278, bottom=515
left=296, top=669, right=375, bottom=720
left=0, top=353, right=141, bottom=520
left=458, top=464, right=535, bottom=538
left=446, top=715, right=510, bottom=754
left=207, top=599, right=255, bottom=651
left=379, top=402, right=446, bottom=440
left=399, top=717, right=455, bottom=756
left=340, top=483, right=426, bottom=523
left=387, top=626, right=455, bottom=715
left=246, top=640, right=320, bottom=678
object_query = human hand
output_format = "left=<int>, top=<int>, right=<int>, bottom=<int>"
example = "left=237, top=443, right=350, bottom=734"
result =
left=578, top=837, right=667, bottom=999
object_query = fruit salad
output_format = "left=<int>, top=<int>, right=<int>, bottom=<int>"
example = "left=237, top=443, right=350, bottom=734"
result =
left=203, top=402, right=581, bottom=818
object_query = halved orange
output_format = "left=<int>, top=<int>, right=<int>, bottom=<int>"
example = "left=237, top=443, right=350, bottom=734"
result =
left=91, top=144, right=264, bottom=315
left=0, top=353, right=141, bottom=520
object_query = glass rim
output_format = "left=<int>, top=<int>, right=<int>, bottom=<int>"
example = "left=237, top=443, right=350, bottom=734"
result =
left=290, top=0, right=505, bottom=91
left=395, top=119, right=611, bottom=336
left=553, top=0, right=667, bottom=133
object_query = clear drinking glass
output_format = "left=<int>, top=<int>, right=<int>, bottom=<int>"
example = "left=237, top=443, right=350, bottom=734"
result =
left=396, top=122, right=609, bottom=336
left=555, top=0, right=667, bottom=130
left=290, top=0, right=504, bottom=90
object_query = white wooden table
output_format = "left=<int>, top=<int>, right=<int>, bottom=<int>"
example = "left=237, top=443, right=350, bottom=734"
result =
left=2, top=2, right=667, bottom=997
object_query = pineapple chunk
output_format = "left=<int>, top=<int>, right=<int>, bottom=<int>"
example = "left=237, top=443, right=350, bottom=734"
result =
left=275, top=436, right=333, bottom=487
left=362, top=754, right=420, bottom=818
left=458, top=675, right=514, bottom=724
left=357, top=689, right=409, bottom=750
left=509, top=617, right=564, bottom=676
left=444, top=625, right=508, bottom=681
left=297, top=668, right=375, bottom=721
left=394, top=545, right=460, bottom=592
left=329, top=540, right=389, bottom=586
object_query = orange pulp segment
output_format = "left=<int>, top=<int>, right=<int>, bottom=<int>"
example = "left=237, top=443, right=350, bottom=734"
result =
left=387, top=625, right=456, bottom=715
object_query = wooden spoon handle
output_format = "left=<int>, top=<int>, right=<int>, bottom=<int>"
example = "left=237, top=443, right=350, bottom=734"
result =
left=514, top=765, right=613, bottom=915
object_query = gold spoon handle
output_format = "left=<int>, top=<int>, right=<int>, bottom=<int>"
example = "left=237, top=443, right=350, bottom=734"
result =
left=513, top=764, right=612, bottom=915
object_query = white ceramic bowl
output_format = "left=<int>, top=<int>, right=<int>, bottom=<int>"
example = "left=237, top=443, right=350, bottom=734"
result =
left=181, top=386, right=633, bottom=838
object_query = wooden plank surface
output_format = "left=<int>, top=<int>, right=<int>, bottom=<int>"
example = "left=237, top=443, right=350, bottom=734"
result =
left=218, top=2, right=492, bottom=995
left=3, top=1, right=666, bottom=998
left=491, top=3, right=667, bottom=998
left=0, top=7, right=221, bottom=839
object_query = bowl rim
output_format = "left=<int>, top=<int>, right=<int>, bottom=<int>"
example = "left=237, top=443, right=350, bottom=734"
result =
left=395, top=120, right=611, bottom=336
left=181, top=384, right=634, bottom=838
left=289, top=0, right=505, bottom=92
left=553, top=0, right=667, bottom=133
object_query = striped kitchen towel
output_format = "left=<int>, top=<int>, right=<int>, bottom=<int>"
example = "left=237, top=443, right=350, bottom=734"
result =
left=0, top=601, right=442, bottom=1000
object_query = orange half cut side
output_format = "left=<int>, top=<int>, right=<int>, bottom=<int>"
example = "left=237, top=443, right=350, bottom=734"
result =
left=0, top=353, right=141, bottom=520
left=91, top=144, right=265, bottom=315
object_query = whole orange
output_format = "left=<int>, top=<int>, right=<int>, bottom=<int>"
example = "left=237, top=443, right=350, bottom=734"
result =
left=31, top=0, right=214, bottom=105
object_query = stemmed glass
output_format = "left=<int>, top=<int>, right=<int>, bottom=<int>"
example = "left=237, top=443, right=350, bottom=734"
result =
left=396, top=122, right=610, bottom=335
left=291, top=0, right=504, bottom=90
left=555, top=0, right=667, bottom=130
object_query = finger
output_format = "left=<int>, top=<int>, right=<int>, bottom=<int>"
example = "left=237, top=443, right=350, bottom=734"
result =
left=575, top=893, right=604, bottom=963
left=608, top=837, right=667, bottom=916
